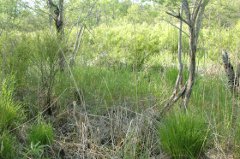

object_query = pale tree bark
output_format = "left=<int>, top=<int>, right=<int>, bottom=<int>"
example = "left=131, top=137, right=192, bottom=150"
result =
left=161, top=0, right=209, bottom=116
left=161, top=3, right=184, bottom=115
left=70, top=25, right=85, bottom=66
left=174, top=3, right=184, bottom=96
left=183, top=0, right=208, bottom=108
left=69, top=3, right=96, bottom=67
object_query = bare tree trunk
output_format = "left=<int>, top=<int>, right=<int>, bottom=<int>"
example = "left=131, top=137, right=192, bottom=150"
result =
left=58, top=0, right=64, bottom=35
left=48, top=0, right=65, bottom=71
left=160, top=3, right=185, bottom=116
left=69, top=3, right=96, bottom=66
left=70, top=25, right=85, bottom=66
left=161, top=0, right=209, bottom=116
left=174, top=3, right=184, bottom=95
left=183, top=27, right=197, bottom=109
left=58, top=0, right=65, bottom=72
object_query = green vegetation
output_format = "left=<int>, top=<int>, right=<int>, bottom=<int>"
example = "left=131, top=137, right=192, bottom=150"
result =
left=158, top=112, right=209, bottom=159
left=0, top=76, right=24, bottom=131
left=0, top=0, right=240, bottom=158
left=28, top=120, right=54, bottom=145
left=0, top=131, right=17, bottom=159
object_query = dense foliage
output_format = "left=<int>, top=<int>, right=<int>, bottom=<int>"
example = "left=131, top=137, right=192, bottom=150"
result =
left=0, top=0, right=240, bottom=158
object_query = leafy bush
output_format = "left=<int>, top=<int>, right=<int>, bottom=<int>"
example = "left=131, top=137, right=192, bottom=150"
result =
left=0, top=34, right=32, bottom=89
left=81, top=22, right=189, bottom=71
left=28, top=121, right=54, bottom=145
left=158, top=112, right=209, bottom=159
left=9, top=36, right=32, bottom=88
left=0, top=131, right=17, bottom=159
left=29, top=33, right=62, bottom=114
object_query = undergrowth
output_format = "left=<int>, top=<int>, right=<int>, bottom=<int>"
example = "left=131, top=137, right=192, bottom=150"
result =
left=0, top=32, right=238, bottom=158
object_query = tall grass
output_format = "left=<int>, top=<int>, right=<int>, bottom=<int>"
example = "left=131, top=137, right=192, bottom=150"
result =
left=158, top=112, right=209, bottom=159
left=0, top=131, right=17, bottom=159
left=0, top=76, right=24, bottom=131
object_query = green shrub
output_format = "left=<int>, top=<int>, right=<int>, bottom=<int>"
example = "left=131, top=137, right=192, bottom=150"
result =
left=0, top=34, right=32, bottom=89
left=0, top=76, right=23, bottom=130
left=29, top=121, right=54, bottom=145
left=158, top=112, right=209, bottom=159
left=0, top=131, right=17, bottom=159
left=80, top=22, right=189, bottom=71
left=10, top=36, right=32, bottom=88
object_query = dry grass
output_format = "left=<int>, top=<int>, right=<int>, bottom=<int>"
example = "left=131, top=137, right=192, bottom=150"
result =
left=50, top=100, right=163, bottom=159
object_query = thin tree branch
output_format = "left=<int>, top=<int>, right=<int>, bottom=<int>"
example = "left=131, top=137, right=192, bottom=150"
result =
left=174, top=3, right=184, bottom=95
left=195, top=0, right=209, bottom=42
left=192, top=0, right=203, bottom=22
left=166, top=11, right=190, bottom=26
left=70, top=26, right=85, bottom=66
left=182, top=0, right=191, bottom=24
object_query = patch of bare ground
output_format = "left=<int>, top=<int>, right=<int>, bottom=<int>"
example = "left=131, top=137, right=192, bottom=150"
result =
left=206, top=149, right=233, bottom=159
left=52, top=100, right=163, bottom=159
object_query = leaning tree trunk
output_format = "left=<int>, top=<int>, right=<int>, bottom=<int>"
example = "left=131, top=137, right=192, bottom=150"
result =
left=161, top=0, right=209, bottom=116
left=174, top=2, right=184, bottom=95
left=183, top=27, right=197, bottom=109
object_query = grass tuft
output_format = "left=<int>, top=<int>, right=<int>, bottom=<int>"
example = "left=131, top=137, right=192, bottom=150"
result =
left=28, top=121, right=54, bottom=145
left=0, top=131, right=17, bottom=159
left=158, top=112, right=209, bottom=159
